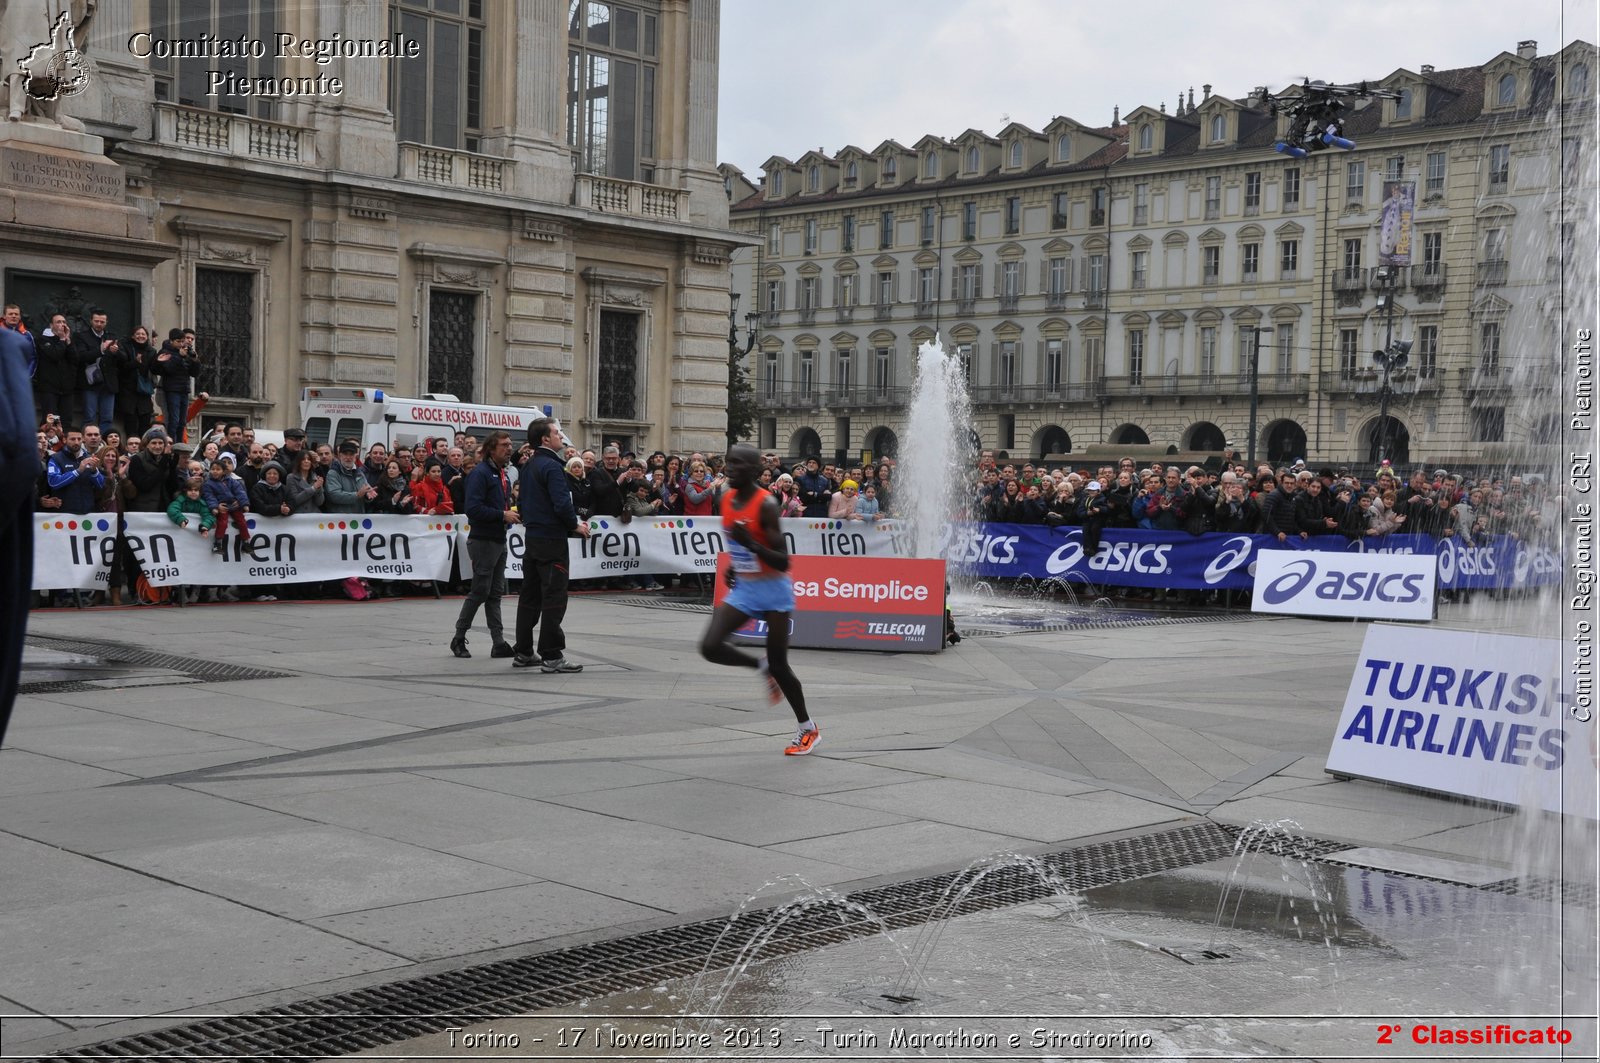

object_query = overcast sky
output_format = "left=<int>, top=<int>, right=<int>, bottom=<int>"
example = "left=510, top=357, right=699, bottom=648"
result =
left=716, top=0, right=1598, bottom=175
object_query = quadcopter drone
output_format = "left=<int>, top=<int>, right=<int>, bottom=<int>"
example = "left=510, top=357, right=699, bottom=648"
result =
left=1259, top=79, right=1402, bottom=157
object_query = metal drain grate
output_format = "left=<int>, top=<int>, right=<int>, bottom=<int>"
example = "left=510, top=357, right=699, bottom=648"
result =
left=959, top=611, right=1260, bottom=638
left=22, top=635, right=293, bottom=694
left=34, top=823, right=1242, bottom=1062
left=608, top=594, right=713, bottom=613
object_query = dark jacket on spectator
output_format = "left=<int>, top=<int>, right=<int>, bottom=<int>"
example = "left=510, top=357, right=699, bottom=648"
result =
left=126, top=448, right=183, bottom=513
left=33, top=331, right=75, bottom=396
left=464, top=459, right=512, bottom=542
left=250, top=477, right=290, bottom=516
left=1213, top=494, right=1261, bottom=533
left=323, top=461, right=369, bottom=513
left=1293, top=490, right=1335, bottom=535
left=284, top=470, right=324, bottom=514
left=46, top=445, right=104, bottom=514
left=151, top=341, right=197, bottom=396
left=521, top=445, right=581, bottom=540
left=1259, top=486, right=1300, bottom=536
left=201, top=474, right=248, bottom=511
left=586, top=464, right=623, bottom=516
left=70, top=329, right=120, bottom=392
left=797, top=469, right=831, bottom=517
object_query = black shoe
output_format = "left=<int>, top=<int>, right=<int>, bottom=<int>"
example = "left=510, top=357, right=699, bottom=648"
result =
left=449, top=636, right=470, bottom=658
left=512, top=653, right=539, bottom=668
left=211, top=539, right=226, bottom=555
left=541, top=656, right=583, bottom=673
left=490, top=642, right=514, bottom=658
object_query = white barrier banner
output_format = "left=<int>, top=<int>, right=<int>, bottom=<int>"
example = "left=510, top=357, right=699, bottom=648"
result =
left=31, top=513, right=119, bottom=590
left=1326, top=625, right=1597, bottom=819
left=461, top=517, right=911, bottom=581
left=117, top=513, right=459, bottom=587
left=1252, top=549, right=1437, bottom=621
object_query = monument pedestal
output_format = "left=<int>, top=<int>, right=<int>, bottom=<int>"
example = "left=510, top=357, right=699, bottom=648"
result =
left=0, top=118, right=145, bottom=239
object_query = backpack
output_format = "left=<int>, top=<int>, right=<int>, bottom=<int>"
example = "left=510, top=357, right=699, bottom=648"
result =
left=341, top=576, right=372, bottom=600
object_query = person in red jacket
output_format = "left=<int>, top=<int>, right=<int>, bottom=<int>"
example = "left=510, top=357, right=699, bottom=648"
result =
left=411, top=462, right=455, bottom=515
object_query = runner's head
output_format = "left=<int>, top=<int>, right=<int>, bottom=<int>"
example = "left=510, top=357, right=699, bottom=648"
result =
left=724, top=444, right=760, bottom=490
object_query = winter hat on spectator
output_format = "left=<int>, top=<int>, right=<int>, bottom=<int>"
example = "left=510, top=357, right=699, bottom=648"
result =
left=338, top=440, right=359, bottom=455
left=1083, top=480, right=1102, bottom=492
left=216, top=451, right=237, bottom=466
left=143, top=426, right=169, bottom=443
left=1432, top=468, right=1449, bottom=479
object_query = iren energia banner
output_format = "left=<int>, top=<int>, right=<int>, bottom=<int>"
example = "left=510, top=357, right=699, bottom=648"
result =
left=33, top=514, right=1559, bottom=592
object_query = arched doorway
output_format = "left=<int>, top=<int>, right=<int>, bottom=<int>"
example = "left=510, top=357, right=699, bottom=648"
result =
left=1035, top=425, right=1071, bottom=458
left=1184, top=421, right=1226, bottom=452
left=1111, top=423, right=1149, bottom=446
left=865, top=426, right=899, bottom=459
left=790, top=427, right=822, bottom=461
left=1264, top=420, right=1307, bottom=465
left=1364, top=415, right=1411, bottom=466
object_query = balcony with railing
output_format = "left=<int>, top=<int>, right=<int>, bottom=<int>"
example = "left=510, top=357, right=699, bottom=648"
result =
left=873, top=302, right=895, bottom=321
left=1366, top=266, right=1408, bottom=291
left=1476, top=260, right=1509, bottom=286
left=967, top=381, right=1103, bottom=405
left=155, top=103, right=315, bottom=166
left=835, top=306, right=855, bottom=324
left=760, top=310, right=781, bottom=327
left=998, top=293, right=1020, bottom=313
left=1321, top=368, right=1443, bottom=398
left=401, top=142, right=511, bottom=194
left=1045, top=291, right=1069, bottom=310
left=915, top=299, right=936, bottom=318
left=760, top=387, right=821, bottom=410
left=573, top=173, right=687, bottom=220
left=1461, top=365, right=1510, bottom=393
left=797, top=307, right=817, bottom=326
left=1083, top=289, right=1106, bottom=309
left=956, top=298, right=977, bottom=315
left=1413, top=263, right=1446, bottom=298
left=825, top=385, right=907, bottom=409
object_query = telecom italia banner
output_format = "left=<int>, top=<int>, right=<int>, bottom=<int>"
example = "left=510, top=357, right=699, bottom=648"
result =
left=487, top=517, right=909, bottom=582
left=1252, top=550, right=1437, bottom=620
left=32, top=513, right=458, bottom=589
left=945, top=524, right=1559, bottom=593
left=1326, top=625, right=1597, bottom=819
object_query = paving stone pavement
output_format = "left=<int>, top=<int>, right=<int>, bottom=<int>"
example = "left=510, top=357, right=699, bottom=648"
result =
left=1, top=592, right=1591, bottom=1056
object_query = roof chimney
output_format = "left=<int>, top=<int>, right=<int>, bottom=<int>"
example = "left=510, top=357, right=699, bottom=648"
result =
left=1202, top=84, right=1211, bottom=100
left=1518, top=40, right=1537, bottom=59
left=1420, top=64, right=1434, bottom=74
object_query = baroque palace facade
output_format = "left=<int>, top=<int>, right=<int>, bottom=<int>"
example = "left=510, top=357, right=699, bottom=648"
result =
left=727, top=39, right=1595, bottom=469
left=3, top=0, right=739, bottom=454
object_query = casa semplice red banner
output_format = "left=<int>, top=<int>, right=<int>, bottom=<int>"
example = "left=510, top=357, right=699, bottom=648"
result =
left=714, top=555, right=946, bottom=653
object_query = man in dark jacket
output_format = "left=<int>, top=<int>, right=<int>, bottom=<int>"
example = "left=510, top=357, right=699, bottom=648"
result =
left=46, top=427, right=105, bottom=514
left=511, top=418, right=590, bottom=673
left=796, top=457, right=831, bottom=517
left=1259, top=472, right=1304, bottom=542
left=31, top=313, right=75, bottom=424
left=72, top=309, right=122, bottom=436
left=1293, top=476, right=1340, bottom=536
left=453, top=431, right=518, bottom=660
left=151, top=329, right=197, bottom=439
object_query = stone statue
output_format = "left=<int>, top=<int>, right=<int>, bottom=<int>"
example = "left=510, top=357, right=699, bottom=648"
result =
left=2, top=0, right=97, bottom=130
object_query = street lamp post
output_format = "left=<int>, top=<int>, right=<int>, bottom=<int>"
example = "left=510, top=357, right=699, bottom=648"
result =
left=1372, top=267, right=1412, bottom=465
left=1247, top=324, right=1273, bottom=467
left=726, top=291, right=758, bottom=452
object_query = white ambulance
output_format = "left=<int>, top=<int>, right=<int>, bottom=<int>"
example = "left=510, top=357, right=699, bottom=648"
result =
left=299, top=388, right=558, bottom=451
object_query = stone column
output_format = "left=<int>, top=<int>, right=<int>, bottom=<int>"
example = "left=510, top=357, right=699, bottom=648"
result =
left=672, top=239, right=741, bottom=453
left=489, top=0, right=576, bottom=204
left=503, top=213, right=577, bottom=411
left=299, top=189, right=403, bottom=388
left=311, top=0, right=395, bottom=178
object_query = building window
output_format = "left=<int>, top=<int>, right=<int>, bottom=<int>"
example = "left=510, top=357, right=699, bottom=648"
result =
left=1396, top=87, right=1412, bottom=118
left=1385, top=155, right=1405, bottom=181
left=1130, top=249, right=1148, bottom=289
left=1084, top=335, right=1103, bottom=378
left=149, top=0, right=281, bottom=120
left=1345, top=160, right=1365, bottom=203
left=1422, top=232, right=1443, bottom=274
left=1242, top=242, right=1260, bottom=283
left=804, top=219, right=817, bottom=254
left=1048, top=257, right=1070, bottom=297
left=767, top=223, right=780, bottom=255
left=1275, top=324, right=1294, bottom=375
left=1418, top=324, right=1438, bottom=377
left=1056, top=135, right=1071, bottom=161
left=966, top=145, right=980, bottom=173
left=873, top=346, right=892, bottom=393
left=762, top=351, right=778, bottom=398
left=834, top=348, right=853, bottom=393
left=194, top=268, right=255, bottom=397
left=844, top=160, right=858, bottom=185
left=769, top=170, right=783, bottom=196
left=920, top=206, right=935, bottom=244
left=799, top=276, right=817, bottom=310
left=567, top=0, right=657, bottom=179
left=1339, top=328, right=1359, bottom=377
left=1482, top=226, right=1506, bottom=264
left=880, top=210, right=894, bottom=249
left=1480, top=321, right=1501, bottom=373
left=1199, top=326, right=1217, bottom=377
left=924, top=152, right=939, bottom=178
left=806, top=164, right=819, bottom=192
left=1000, top=261, right=1021, bottom=299
left=1138, top=124, right=1152, bottom=151
left=1087, top=254, right=1105, bottom=294
left=1488, top=144, right=1510, bottom=190
left=998, top=341, right=1017, bottom=389
left=1571, top=64, right=1591, bottom=98
left=1134, top=182, right=1149, bottom=224
left=1235, top=328, right=1254, bottom=376
left=839, top=273, right=857, bottom=306
left=918, top=267, right=937, bottom=305
left=955, top=343, right=973, bottom=382
left=1051, top=191, right=1069, bottom=229
left=765, top=279, right=781, bottom=312
left=1045, top=338, right=1063, bottom=389
left=1426, top=151, right=1446, bottom=195
left=1010, top=141, right=1023, bottom=168
left=1279, top=239, right=1298, bottom=280
left=1210, top=114, right=1225, bottom=142
left=842, top=216, right=855, bottom=253
left=1004, top=196, right=1021, bottom=235
left=1343, top=238, right=1362, bottom=277
left=1243, top=172, right=1260, bottom=214
left=1472, top=406, right=1506, bottom=442
left=1202, top=245, right=1220, bottom=284
left=881, top=156, right=896, bottom=182
left=428, top=289, right=479, bottom=401
left=962, top=201, right=977, bottom=240
left=1128, top=329, right=1145, bottom=383
left=798, top=350, right=815, bottom=394
left=1205, top=176, right=1221, bottom=219
left=1497, top=72, right=1516, bottom=107
left=876, top=271, right=894, bottom=306
left=1283, top=166, right=1301, bottom=210
left=957, top=264, right=980, bottom=302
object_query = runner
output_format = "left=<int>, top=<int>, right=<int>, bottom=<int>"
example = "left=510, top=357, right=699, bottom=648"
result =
left=698, top=444, right=816, bottom=755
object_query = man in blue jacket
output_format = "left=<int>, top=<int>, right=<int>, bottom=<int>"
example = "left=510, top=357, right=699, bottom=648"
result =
left=0, top=302, right=42, bottom=743
left=511, top=417, right=591, bottom=672
left=452, top=430, right=518, bottom=659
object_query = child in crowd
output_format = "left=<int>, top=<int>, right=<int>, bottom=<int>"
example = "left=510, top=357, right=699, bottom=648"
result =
left=200, top=458, right=249, bottom=554
left=166, top=477, right=214, bottom=535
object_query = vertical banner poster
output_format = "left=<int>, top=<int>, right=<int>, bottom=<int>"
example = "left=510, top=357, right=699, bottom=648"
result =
left=714, top=555, right=947, bottom=653
left=1378, top=180, right=1416, bottom=266
left=1326, top=625, right=1597, bottom=819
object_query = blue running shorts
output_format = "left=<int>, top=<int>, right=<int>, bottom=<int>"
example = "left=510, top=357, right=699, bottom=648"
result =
left=724, top=574, right=796, bottom=616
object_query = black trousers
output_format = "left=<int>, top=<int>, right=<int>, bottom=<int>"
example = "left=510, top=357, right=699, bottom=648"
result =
left=513, top=536, right=571, bottom=661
